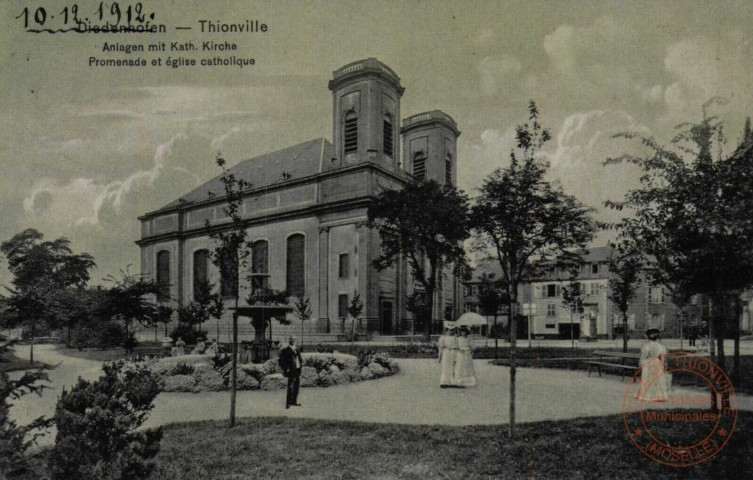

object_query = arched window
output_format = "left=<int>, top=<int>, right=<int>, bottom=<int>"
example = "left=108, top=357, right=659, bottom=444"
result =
left=383, top=114, right=393, bottom=157
left=193, top=249, right=209, bottom=300
left=343, top=111, right=358, bottom=155
left=445, top=152, right=452, bottom=185
left=156, top=250, right=170, bottom=302
left=286, top=234, right=305, bottom=296
left=251, top=240, right=269, bottom=292
left=219, top=247, right=238, bottom=298
left=413, top=151, right=427, bottom=180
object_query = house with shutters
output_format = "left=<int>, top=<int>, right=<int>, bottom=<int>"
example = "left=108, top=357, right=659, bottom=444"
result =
left=135, top=58, right=462, bottom=340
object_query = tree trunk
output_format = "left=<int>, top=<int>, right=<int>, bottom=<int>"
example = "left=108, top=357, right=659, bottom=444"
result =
left=494, top=314, right=498, bottom=359
left=570, top=309, right=575, bottom=349
left=508, top=287, right=517, bottom=439
left=30, top=322, right=35, bottom=364
left=229, top=305, right=238, bottom=428
left=733, top=296, right=741, bottom=388
left=622, top=312, right=628, bottom=353
left=424, top=287, right=435, bottom=342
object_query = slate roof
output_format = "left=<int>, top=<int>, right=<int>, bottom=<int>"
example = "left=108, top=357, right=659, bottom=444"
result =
left=159, top=138, right=332, bottom=211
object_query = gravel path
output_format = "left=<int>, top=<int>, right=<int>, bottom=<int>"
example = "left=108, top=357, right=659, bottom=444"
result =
left=10, top=344, right=753, bottom=447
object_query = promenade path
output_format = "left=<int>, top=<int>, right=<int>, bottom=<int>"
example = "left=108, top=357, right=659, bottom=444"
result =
left=9, top=344, right=753, bottom=447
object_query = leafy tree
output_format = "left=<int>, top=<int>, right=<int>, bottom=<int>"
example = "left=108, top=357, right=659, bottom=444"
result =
left=205, top=155, right=251, bottom=428
left=292, top=295, right=312, bottom=349
left=49, top=360, right=162, bottom=480
left=561, top=278, right=584, bottom=349
left=476, top=279, right=509, bottom=358
left=368, top=180, right=471, bottom=340
left=0, top=229, right=95, bottom=362
left=605, top=100, right=753, bottom=392
left=471, top=101, right=596, bottom=438
left=606, top=244, right=643, bottom=353
left=743, top=116, right=752, bottom=145
left=348, top=293, right=363, bottom=351
left=0, top=340, right=52, bottom=479
left=100, top=270, right=163, bottom=350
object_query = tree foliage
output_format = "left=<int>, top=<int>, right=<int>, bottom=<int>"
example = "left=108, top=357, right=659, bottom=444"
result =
left=0, top=342, right=52, bottom=479
left=368, top=179, right=471, bottom=339
left=471, top=101, right=596, bottom=438
left=49, top=361, right=162, bottom=480
left=605, top=99, right=753, bottom=373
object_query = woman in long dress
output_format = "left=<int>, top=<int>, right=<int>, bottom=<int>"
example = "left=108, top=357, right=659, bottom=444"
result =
left=439, top=327, right=458, bottom=388
left=639, top=328, right=669, bottom=402
left=455, top=326, right=477, bottom=387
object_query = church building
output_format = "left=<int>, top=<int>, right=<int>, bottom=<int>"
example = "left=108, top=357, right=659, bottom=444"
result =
left=136, top=58, right=462, bottom=339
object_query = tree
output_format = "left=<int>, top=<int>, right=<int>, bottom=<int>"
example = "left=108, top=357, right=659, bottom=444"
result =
left=0, top=229, right=95, bottom=362
left=744, top=116, right=752, bottom=145
left=476, top=279, right=508, bottom=358
left=605, top=99, right=753, bottom=395
left=368, top=180, right=471, bottom=340
left=49, top=360, right=162, bottom=480
left=471, top=101, right=596, bottom=438
left=561, top=278, right=584, bottom=349
left=100, top=270, right=163, bottom=350
left=292, top=295, right=312, bottom=349
left=606, top=244, right=643, bottom=353
left=348, top=292, right=363, bottom=352
left=1, top=339, right=52, bottom=478
left=205, top=154, right=251, bottom=428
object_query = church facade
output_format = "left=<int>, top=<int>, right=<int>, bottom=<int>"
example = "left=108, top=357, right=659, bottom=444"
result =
left=136, top=58, right=461, bottom=338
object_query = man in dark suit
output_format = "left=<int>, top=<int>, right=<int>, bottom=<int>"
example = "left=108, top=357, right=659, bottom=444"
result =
left=278, top=336, right=303, bottom=409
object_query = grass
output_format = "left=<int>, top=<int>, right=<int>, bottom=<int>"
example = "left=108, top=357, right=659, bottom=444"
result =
left=0, top=354, right=46, bottom=373
left=149, top=412, right=753, bottom=479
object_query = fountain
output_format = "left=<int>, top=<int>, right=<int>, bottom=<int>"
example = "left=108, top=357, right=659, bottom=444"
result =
left=231, top=287, right=292, bottom=363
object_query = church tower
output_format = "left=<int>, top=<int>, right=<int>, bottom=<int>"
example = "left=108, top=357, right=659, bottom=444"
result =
left=401, top=111, right=460, bottom=186
left=328, top=58, right=405, bottom=171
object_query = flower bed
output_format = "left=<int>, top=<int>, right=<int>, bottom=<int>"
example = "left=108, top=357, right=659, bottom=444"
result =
left=152, top=351, right=399, bottom=393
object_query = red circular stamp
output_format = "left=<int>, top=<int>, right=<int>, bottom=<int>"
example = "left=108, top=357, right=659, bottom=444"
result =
left=622, top=351, right=737, bottom=467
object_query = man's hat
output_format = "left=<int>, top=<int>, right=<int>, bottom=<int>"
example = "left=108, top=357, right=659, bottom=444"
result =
left=645, top=328, right=660, bottom=336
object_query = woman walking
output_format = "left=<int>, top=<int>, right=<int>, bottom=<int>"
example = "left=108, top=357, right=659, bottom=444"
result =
left=455, top=326, right=477, bottom=387
left=438, top=326, right=458, bottom=388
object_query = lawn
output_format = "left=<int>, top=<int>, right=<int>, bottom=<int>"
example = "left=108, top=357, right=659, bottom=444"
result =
left=52, top=345, right=128, bottom=362
left=151, top=412, right=753, bottom=480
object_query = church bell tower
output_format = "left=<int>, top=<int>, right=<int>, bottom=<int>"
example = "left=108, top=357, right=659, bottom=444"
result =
left=328, top=58, right=405, bottom=171
left=401, top=111, right=460, bottom=186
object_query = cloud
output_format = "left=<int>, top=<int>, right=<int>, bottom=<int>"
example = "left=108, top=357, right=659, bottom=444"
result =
left=478, top=55, right=523, bottom=95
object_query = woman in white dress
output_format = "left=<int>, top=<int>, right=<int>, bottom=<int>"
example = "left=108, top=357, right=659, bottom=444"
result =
left=439, top=327, right=458, bottom=388
left=455, top=326, right=477, bottom=387
left=639, top=328, right=669, bottom=402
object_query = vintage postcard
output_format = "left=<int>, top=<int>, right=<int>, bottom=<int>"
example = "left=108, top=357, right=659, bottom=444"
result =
left=1, top=1, right=751, bottom=479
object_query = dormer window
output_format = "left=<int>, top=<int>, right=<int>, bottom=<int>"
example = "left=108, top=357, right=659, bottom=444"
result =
left=383, top=114, right=393, bottom=157
left=413, top=151, right=426, bottom=180
left=344, top=111, right=358, bottom=155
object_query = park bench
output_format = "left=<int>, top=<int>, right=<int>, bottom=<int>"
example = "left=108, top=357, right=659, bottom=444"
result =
left=586, top=350, right=641, bottom=381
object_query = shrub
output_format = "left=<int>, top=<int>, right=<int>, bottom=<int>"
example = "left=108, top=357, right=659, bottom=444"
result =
left=1, top=364, right=52, bottom=479
left=356, top=348, right=377, bottom=369
left=211, top=353, right=231, bottom=371
left=49, top=360, right=162, bottom=480
left=171, top=362, right=195, bottom=376
left=71, top=320, right=126, bottom=349
left=169, top=324, right=207, bottom=346
left=315, top=343, right=334, bottom=353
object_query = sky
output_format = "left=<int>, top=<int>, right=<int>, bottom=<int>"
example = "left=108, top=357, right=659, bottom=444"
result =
left=1, top=0, right=752, bottom=285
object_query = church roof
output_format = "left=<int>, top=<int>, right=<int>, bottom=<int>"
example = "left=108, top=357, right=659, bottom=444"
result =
left=159, top=138, right=332, bottom=211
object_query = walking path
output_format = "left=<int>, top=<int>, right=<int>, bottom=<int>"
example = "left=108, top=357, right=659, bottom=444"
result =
left=9, top=344, right=753, bottom=447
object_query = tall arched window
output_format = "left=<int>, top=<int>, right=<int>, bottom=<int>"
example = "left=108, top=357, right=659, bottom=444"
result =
left=286, top=234, right=305, bottom=296
left=251, top=240, right=269, bottom=292
left=219, top=247, right=238, bottom=298
left=193, top=249, right=209, bottom=300
left=413, top=152, right=427, bottom=180
left=383, top=114, right=393, bottom=157
left=156, top=250, right=170, bottom=302
left=445, top=152, right=452, bottom=185
left=343, top=111, right=358, bottom=155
